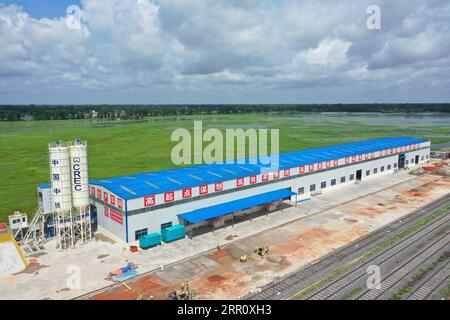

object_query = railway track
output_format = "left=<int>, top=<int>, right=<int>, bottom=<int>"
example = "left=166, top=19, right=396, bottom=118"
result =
left=355, top=233, right=449, bottom=300
left=246, top=194, right=450, bottom=300
left=404, top=261, right=450, bottom=300
left=301, top=211, right=449, bottom=300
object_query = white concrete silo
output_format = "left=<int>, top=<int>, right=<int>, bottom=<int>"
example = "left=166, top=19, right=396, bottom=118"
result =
left=69, top=139, right=89, bottom=209
left=48, top=141, right=72, bottom=212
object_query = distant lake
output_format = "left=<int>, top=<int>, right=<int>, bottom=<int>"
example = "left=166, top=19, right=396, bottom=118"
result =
left=267, top=112, right=450, bottom=127
left=432, top=141, right=450, bottom=148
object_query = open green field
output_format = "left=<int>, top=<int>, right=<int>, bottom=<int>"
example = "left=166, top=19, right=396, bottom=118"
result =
left=0, top=112, right=449, bottom=223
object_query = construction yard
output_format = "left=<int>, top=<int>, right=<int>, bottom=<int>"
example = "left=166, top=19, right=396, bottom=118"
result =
left=0, top=160, right=449, bottom=300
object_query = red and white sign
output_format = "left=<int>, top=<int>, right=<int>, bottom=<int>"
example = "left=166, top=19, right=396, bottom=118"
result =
left=273, top=170, right=280, bottom=179
left=317, top=162, right=322, bottom=170
left=326, top=161, right=331, bottom=168
left=182, top=188, right=192, bottom=198
left=110, top=208, right=123, bottom=225
left=283, top=169, right=290, bottom=177
left=236, top=178, right=245, bottom=187
left=395, top=148, right=399, bottom=153
left=371, top=152, right=375, bottom=158
left=104, top=207, right=109, bottom=217
left=110, top=194, right=116, bottom=206
left=358, top=154, right=362, bottom=161
left=345, top=157, right=350, bottom=164
left=199, top=184, right=208, bottom=195
left=299, top=166, right=305, bottom=173
left=215, top=182, right=223, bottom=192
left=250, top=175, right=257, bottom=184
left=365, top=153, right=370, bottom=160
left=97, top=189, right=101, bottom=199
left=144, top=195, right=156, bottom=207
left=164, top=191, right=174, bottom=203
left=103, top=192, right=108, bottom=203
left=352, top=156, right=356, bottom=162
left=118, top=198, right=123, bottom=209
left=334, top=160, right=338, bottom=166
left=390, top=148, right=394, bottom=154
left=262, top=172, right=269, bottom=181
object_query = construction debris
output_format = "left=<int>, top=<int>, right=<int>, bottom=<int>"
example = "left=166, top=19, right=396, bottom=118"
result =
left=255, top=246, right=269, bottom=257
left=422, top=161, right=449, bottom=175
left=239, top=255, right=248, bottom=262
left=136, top=292, right=155, bottom=300
left=167, top=281, right=197, bottom=300
left=410, top=167, right=426, bottom=176
left=107, top=262, right=138, bottom=282
left=266, top=255, right=285, bottom=264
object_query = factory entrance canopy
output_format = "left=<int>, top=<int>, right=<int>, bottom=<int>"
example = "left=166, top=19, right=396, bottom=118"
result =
left=178, top=188, right=296, bottom=224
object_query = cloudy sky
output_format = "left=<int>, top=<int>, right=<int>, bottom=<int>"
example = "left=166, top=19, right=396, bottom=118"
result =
left=0, top=0, right=449, bottom=104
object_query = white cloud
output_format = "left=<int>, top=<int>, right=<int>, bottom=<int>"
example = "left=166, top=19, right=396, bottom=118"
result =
left=293, top=38, right=352, bottom=68
left=0, top=0, right=449, bottom=103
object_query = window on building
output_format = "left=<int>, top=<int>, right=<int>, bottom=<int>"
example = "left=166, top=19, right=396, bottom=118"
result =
left=387, top=164, right=391, bottom=170
left=366, top=170, right=370, bottom=176
left=135, top=228, right=148, bottom=241
left=341, top=176, right=346, bottom=183
left=320, top=181, right=326, bottom=189
left=310, top=184, right=316, bottom=192
left=331, top=179, right=336, bottom=186
left=394, top=163, right=398, bottom=168
left=298, top=187, right=304, bottom=195
left=350, top=174, right=355, bottom=181
left=373, top=168, right=378, bottom=174
left=421, top=156, right=424, bottom=161
left=426, top=155, right=429, bottom=159
left=406, top=160, right=409, bottom=165
left=161, top=222, right=173, bottom=230
left=381, top=166, right=385, bottom=172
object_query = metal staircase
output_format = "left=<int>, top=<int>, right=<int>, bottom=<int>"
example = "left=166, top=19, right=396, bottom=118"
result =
left=18, top=208, right=47, bottom=256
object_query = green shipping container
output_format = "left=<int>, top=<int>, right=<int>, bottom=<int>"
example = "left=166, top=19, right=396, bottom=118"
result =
left=139, top=232, right=161, bottom=249
left=161, top=224, right=186, bottom=243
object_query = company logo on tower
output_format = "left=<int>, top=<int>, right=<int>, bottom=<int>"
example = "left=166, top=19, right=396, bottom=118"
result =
left=72, top=157, right=82, bottom=191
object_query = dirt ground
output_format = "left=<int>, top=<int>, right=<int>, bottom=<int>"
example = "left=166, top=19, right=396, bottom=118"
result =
left=84, top=169, right=450, bottom=300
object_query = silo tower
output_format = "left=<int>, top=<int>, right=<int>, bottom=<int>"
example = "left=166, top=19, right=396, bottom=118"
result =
left=47, top=139, right=92, bottom=249
left=49, top=140, right=74, bottom=248
left=68, top=139, right=92, bottom=243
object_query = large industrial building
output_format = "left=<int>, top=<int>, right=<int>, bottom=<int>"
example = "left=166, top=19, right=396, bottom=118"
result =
left=38, top=137, right=431, bottom=244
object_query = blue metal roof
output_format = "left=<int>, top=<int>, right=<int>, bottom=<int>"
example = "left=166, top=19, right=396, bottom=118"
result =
left=178, top=188, right=296, bottom=223
left=90, top=137, right=427, bottom=200
left=38, top=183, right=51, bottom=189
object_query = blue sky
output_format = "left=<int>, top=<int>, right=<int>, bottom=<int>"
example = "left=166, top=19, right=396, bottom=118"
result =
left=1, top=0, right=80, bottom=18
left=1, top=0, right=449, bottom=104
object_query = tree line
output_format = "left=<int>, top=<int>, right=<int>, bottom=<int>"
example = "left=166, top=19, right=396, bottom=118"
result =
left=0, top=104, right=449, bottom=121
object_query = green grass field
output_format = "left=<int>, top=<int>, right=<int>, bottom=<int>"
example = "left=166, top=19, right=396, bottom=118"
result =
left=0, top=112, right=449, bottom=223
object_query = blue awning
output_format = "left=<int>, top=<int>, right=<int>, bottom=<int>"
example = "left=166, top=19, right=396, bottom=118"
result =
left=178, top=188, right=296, bottom=224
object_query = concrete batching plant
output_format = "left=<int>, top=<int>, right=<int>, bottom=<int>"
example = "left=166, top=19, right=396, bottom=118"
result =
left=18, top=139, right=92, bottom=253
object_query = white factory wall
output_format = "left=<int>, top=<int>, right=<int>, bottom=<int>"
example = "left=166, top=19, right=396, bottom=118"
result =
left=93, top=201, right=126, bottom=241
left=89, top=184, right=126, bottom=241
left=125, top=148, right=430, bottom=242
